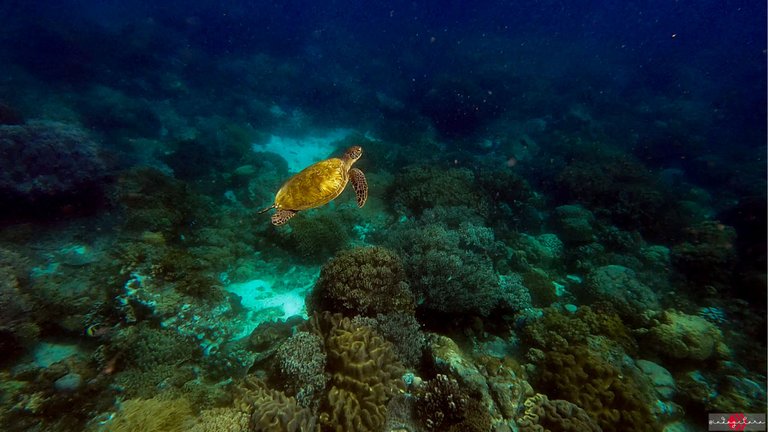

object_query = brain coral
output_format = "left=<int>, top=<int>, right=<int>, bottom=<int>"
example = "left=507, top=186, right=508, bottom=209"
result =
left=309, top=247, right=415, bottom=317
left=531, top=345, right=656, bottom=432
left=245, top=379, right=317, bottom=432
left=516, top=393, right=601, bottom=432
left=310, top=312, right=405, bottom=432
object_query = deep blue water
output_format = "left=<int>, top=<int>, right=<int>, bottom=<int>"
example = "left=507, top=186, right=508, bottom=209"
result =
left=0, top=1, right=765, bottom=431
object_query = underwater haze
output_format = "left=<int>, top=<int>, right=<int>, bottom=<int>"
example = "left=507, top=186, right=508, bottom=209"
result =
left=0, top=1, right=765, bottom=431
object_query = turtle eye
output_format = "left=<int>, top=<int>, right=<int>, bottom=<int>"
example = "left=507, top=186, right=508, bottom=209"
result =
left=347, top=146, right=362, bottom=159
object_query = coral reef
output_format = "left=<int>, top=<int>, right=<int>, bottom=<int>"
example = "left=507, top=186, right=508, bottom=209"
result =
left=309, top=246, right=414, bottom=317
left=671, top=220, right=737, bottom=289
left=529, top=344, right=657, bottom=432
left=246, top=379, right=317, bottom=432
left=583, top=265, right=659, bottom=323
left=272, top=210, right=353, bottom=264
left=95, top=396, right=195, bottom=432
left=550, top=205, right=596, bottom=245
left=311, top=312, right=405, bottom=432
left=0, top=120, right=107, bottom=218
left=385, top=222, right=502, bottom=316
left=274, top=331, right=328, bottom=408
left=415, top=374, right=473, bottom=431
left=0, top=248, right=37, bottom=364
left=516, top=393, right=601, bottom=432
left=644, top=310, right=728, bottom=361
left=388, top=166, right=487, bottom=216
left=351, top=313, right=426, bottom=368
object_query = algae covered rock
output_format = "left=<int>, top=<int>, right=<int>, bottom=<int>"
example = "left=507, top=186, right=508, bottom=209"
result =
left=584, top=265, right=659, bottom=321
left=646, top=310, right=729, bottom=361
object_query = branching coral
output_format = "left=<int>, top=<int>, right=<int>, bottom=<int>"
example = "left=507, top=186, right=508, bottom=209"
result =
left=384, top=222, right=502, bottom=316
left=273, top=211, right=353, bottom=263
left=414, top=374, right=492, bottom=432
left=352, top=313, right=426, bottom=368
left=309, top=247, right=414, bottom=317
left=274, top=331, right=328, bottom=408
left=516, top=393, right=601, bottom=432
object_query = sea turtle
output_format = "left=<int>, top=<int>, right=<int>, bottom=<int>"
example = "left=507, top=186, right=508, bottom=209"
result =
left=258, top=146, right=368, bottom=226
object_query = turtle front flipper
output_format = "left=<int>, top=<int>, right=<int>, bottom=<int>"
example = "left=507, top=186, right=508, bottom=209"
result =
left=271, top=209, right=297, bottom=226
left=349, top=168, right=368, bottom=208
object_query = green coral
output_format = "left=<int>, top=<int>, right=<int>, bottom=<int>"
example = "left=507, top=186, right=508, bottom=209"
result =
left=309, top=247, right=414, bottom=317
left=385, top=222, right=502, bottom=316
left=522, top=306, right=637, bottom=354
left=274, top=211, right=352, bottom=264
left=388, top=166, right=487, bottom=216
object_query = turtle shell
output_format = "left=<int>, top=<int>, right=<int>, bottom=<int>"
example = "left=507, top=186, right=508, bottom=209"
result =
left=274, top=158, right=348, bottom=211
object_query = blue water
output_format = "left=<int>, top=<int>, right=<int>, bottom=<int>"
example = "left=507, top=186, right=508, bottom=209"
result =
left=0, top=1, right=764, bottom=431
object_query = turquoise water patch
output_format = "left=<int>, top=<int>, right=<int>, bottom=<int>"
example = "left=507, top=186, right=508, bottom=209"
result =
left=32, top=342, right=83, bottom=368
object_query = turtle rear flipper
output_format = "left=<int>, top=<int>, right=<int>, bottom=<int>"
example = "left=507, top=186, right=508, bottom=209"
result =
left=350, top=168, right=368, bottom=208
left=272, top=209, right=297, bottom=226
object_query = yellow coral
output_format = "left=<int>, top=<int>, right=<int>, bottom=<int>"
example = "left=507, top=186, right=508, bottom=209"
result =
left=313, top=313, right=405, bottom=432
left=100, top=396, right=195, bottom=432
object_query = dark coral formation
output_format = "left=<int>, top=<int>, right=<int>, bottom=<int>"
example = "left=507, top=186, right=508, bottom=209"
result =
left=388, top=166, right=487, bottom=217
left=671, top=220, right=737, bottom=289
left=0, top=121, right=107, bottom=219
left=0, top=248, right=37, bottom=364
left=309, top=247, right=415, bottom=317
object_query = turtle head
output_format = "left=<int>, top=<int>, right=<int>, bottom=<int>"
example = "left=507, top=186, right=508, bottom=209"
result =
left=343, top=146, right=363, bottom=163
